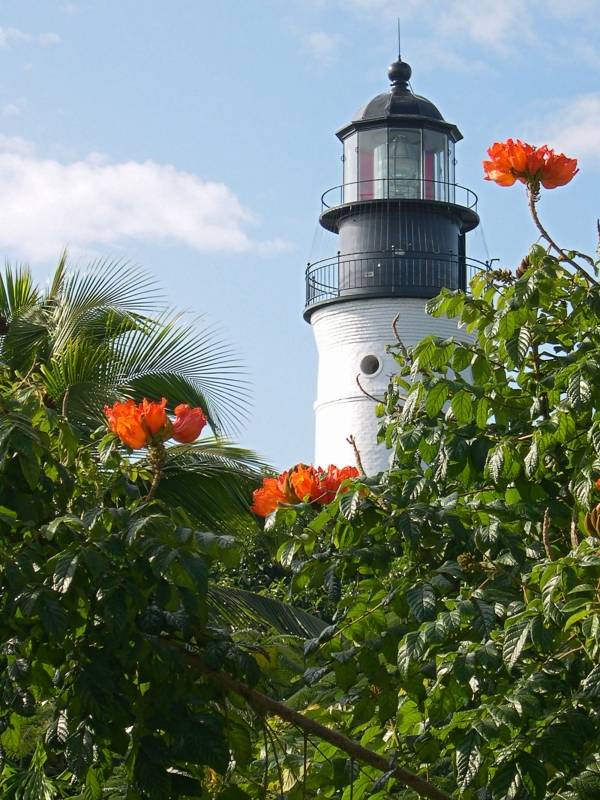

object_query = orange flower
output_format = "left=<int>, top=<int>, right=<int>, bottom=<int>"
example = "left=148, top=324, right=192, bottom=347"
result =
left=104, top=399, right=149, bottom=449
left=172, top=404, right=207, bottom=443
left=318, top=464, right=360, bottom=503
left=250, top=477, right=288, bottom=516
left=250, top=463, right=360, bottom=515
left=141, top=398, right=171, bottom=437
left=540, top=151, right=579, bottom=189
left=483, top=139, right=578, bottom=190
left=289, top=464, right=320, bottom=502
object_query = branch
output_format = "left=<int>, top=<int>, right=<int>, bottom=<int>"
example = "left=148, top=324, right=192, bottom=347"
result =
left=356, top=374, right=384, bottom=403
left=542, top=507, right=554, bottom=561
left=182, top=651, right=453, bottom=800
left=391, top=313, right=408, bottom=358
left=528, top=192, right=599, bottom=286
left=346, top=434, right=366, bottom=476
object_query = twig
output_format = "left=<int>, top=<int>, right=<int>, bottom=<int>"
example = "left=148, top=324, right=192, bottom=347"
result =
left=145, top=444, right=166, bottom=501
left=528, top=191, right=598, bottom=286
left=180, top=651, right=453, bottom=800
left=570, top=509, right=580, bottom=549
left=542, top=507, right=554, bottom=560
left=346, top=435, right=366, bottom=476
left=391, top=313, right=408, bottom=358
left=9, top=359, right=38, bottom=395
left=356, top=374, right=384, bottom=403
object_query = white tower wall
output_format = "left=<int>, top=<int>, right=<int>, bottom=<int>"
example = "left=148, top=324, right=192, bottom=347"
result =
left=310, top=298, right=466, bottom=475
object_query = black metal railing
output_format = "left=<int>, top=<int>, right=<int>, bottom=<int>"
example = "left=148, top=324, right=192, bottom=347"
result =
left=305, top=250, right=490, bottom=308
left=321, top=179, right=478, bottom=212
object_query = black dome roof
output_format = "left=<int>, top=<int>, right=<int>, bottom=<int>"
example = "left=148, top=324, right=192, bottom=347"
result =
left=352, top=58, right=445, bottom=123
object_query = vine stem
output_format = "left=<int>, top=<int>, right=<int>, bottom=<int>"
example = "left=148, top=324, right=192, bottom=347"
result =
left=179, top=650, right=453, bottom=800
left=527, top=191, right=599, bottom=286
left=145, top=444, right=166, bottom=501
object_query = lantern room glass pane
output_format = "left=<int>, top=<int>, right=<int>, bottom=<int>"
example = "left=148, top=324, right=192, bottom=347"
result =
left=389, top=129, right=422, bottom=199
left=343, top=133, right=358, bottom=203
left=358, top=129, right=388, bottom=200
left=423, top=129, right=448, bottom=201
left=448, top=140, right=456, bottom=202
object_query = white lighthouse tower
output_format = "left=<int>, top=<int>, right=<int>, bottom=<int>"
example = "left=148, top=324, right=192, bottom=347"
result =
left=304, top=56, right=480, bottom=475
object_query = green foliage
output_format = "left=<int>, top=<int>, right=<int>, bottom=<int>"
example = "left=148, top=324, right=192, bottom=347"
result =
left=250, top=249, right=600, bottom=799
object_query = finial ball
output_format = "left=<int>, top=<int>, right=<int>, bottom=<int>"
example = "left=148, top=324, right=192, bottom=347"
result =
left=388, top=59, right=411, bottom=84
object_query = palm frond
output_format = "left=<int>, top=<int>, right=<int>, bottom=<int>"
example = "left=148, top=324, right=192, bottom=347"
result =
left=207, top=586, right=327, bottom=638
left=0, top=262, right=40, bottom=317
left=108, top=311, right=250, bottom=435
left=150, top=440, right=264, bottom=533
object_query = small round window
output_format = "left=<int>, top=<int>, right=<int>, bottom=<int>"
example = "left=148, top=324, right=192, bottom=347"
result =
left=360, top=354, right=382, bottom=376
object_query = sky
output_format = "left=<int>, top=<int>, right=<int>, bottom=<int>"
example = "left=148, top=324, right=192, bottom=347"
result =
left=1, top=0, right=599, bottom=469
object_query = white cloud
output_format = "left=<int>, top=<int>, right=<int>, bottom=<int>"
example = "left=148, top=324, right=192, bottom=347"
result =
left=0, top=139, right=287, bottom=262
left=304, top=31, right=339, bottom=64
left=1, top=97, right=26, bottom=118
left=0, top=25, right=60, bottom=48
left=529, top=93, right=600, bottom=166
left=38, top=32, right=61, bottom=45
left=335, top=0, right=599, bottom=63
left=0, top=26, right=29, bottom=47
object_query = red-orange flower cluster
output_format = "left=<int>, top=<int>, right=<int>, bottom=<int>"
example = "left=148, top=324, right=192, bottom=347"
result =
left=250, top=463, right=360, bottom=516
left=104, top=398, right=207, bottom=449
left=483, top=139, right=578, bottom=190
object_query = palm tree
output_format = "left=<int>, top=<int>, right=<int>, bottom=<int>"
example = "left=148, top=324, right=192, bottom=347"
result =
left=0, top=252, right=261, bottom=530
left=0, top=253, right=326, bottom=637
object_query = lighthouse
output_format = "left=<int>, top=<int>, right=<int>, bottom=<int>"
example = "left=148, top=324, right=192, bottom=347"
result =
left=304, top=55, right=481, bottom=475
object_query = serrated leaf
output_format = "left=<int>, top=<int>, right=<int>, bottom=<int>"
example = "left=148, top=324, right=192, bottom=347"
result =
left=568, top=370, right=592, bottom=408
left=472, top=598, right=496, bottom=639
left=503, top=617, right=531, bottom=669
left=506, top=325, right=531, bottom=367
left=451, top=390, right=473, bottom=424
left=340, top=491, right=360, bottom=520
left=406, top=582, right=437, bottom=623
left=398, top=631, right=426, bottom=679
left=53, top=552, right=79, bottom=593
left=486, top=445, right=505, bottom=482
left=456, top=729, right=482, bottom=791
left=524, top=442, right=539, bottom=478
left=425, top=382, right=449, bottom=417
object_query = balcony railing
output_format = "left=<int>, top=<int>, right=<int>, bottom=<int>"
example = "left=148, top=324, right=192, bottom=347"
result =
left=321, top=179, right=478, bottom=212
left=305, top=250, right=491, bottom=309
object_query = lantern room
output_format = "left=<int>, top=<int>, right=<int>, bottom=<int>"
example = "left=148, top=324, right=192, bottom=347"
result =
left=304, top=57, right=481, bottom=319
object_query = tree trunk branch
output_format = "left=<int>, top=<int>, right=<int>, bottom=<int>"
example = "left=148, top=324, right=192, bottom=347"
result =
left=183, top=651, right=453, bottom=800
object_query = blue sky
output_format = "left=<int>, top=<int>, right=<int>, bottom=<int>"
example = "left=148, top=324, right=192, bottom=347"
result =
left=1, top=0, right=599, bottom=468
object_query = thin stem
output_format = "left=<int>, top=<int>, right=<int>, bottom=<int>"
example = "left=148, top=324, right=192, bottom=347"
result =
left=145, top=444, right=166, bottom=501
left=346, top=435, right=366, bottom=475
left=571, top=509, right=580, bottom=549
left=528, top=191, right=599, bottom=286
left=177, top=649, right=453, bottom=800
left=542, top=507, right=554, bottom=561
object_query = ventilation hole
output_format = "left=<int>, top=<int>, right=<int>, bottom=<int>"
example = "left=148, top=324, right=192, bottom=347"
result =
left=360, top=354, right=381, bottom=376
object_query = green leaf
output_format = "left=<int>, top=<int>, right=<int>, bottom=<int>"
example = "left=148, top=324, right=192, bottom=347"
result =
left=425, top=382, right=449, bottom=417
left=517, top=752, right=547, bottom=800
left=572, top=763, right=600, bottom=800
left=472, top=598, right=496, bottom=639
left=398, top=631, right=426, bottom=679
left=506, top=325, right=531, bottom=367
left=581, top=663, right=600, bottom=698
left=524, top=442, right=539, bottom=478
left=455, top=729, right=482, bottom=791
left=406, top=582, right=437, bottom=623
left=53, top=552, right=79, bottom=594
left=503, top=617, right=531, bottom=670
left=568, top=370, right=592, bottom=408
left=487, top=445, right=505, bottom=482
left=451, top=390, right=473, bottom=424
